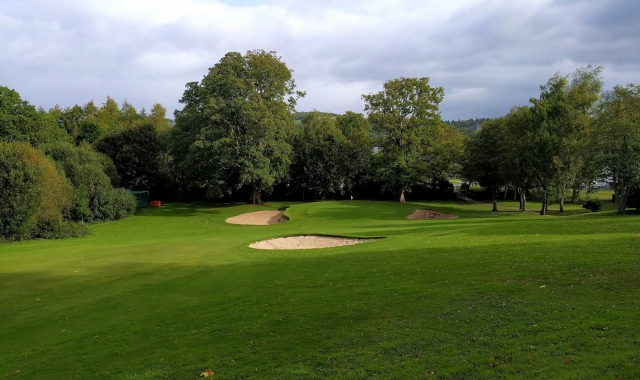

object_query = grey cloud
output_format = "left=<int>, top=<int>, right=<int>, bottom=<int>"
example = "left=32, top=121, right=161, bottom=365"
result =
left=0, top=0, right=638, bottom=120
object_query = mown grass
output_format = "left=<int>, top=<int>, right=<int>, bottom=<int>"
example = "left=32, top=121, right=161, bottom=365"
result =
left=0, top=201, right=638, bottom=379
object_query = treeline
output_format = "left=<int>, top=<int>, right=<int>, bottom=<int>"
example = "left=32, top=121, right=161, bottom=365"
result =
left=5, top=50, right=638, bottom=241
left=461, top=66, right=640, bottom=215
left=0, top=87, right=172, bottom=241
left=169, top=51, right=465, bottom=204
left=444, top=118, right=491, bottom=136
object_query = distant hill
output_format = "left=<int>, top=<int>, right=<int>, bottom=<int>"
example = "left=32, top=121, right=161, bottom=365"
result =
left=444, top=118, right=491, bottom=136
left=294, top=111, right=338, bottom=124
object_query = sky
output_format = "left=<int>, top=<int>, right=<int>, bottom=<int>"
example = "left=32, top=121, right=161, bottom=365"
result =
left=1, top=0, right=638, bottom=120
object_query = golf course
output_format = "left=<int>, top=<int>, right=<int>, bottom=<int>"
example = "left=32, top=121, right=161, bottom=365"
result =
left=1, top=200, right=638, bottom=379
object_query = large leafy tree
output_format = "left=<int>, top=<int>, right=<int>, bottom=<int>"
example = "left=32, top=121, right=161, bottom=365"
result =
left=593, top=84, right=640, bottom=214
left=528, top=66, right=603, bottom=214
left=174, top=50, right=304, bottom=204
left=363, top=77, right=444, bottom=202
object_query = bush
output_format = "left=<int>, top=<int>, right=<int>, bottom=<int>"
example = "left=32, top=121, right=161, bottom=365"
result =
left=0, top=142, right=74, bottom=240
left=40, top=142, right=133, bottom=222
left=583, top=199, right=602, bottom=212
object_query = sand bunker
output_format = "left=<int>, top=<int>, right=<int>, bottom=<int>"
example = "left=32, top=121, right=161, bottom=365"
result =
left=250, top=235, right=378, bottom=250
left=226, top=210, right=287, bottom=225
left=407, top=209, right=458, bottom=220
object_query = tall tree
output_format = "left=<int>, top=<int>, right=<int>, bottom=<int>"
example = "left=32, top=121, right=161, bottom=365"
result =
left=97, top=96, right=122, bottom=132
left=362, top=77, right=444, bottom=202
left=149, top=103, right=170, bottom=131
left=528, top=66, right=603, bottom=214
left=593, top=84, right=640, bottom=214
left=174, top=50, right=304, bottom=204
left=503, top=106, right=535, bottom=211
left=462, top=118, right=509, bottom=211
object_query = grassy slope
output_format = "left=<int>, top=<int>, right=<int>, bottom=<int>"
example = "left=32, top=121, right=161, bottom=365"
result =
left=0, top=201, right=638, bottom=379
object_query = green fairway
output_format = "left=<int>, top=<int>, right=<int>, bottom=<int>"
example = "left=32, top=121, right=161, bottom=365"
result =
left=1, top=201, right=639, bottom=379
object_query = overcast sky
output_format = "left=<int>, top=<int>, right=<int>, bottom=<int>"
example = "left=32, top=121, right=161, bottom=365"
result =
left=1, top=0, right=638, bottom=120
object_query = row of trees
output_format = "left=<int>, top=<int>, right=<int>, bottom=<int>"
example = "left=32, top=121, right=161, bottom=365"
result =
left=462, top=66, right=640, bottom=215
left=171, top=50, right=465, bottom=204
left=5, top=50, right=637, bottom=240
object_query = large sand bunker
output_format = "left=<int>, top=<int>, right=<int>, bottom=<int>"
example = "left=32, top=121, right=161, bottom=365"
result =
left=226, top=210, right=287, bottom=225
left=250, top=235, right=378, bottom=250
left=407, top=209, right=458, bottom=220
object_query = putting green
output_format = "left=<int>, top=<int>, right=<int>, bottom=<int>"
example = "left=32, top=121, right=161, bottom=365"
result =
left=0, top=200, right=638, bottom=379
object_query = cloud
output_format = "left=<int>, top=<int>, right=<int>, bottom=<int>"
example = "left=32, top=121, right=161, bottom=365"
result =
left=0, top=0, right=638, bottom=119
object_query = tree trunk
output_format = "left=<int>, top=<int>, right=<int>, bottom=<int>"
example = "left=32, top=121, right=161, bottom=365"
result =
left=514, top=187, right=517, bottom=200
left=615, top=186, right=628, bottom=215
left=559, top=197, right=564, bottom=213
left=492, top=189, right=498, bottom=212
left=250, top=187, right=263, bottom=205
left=571, top=185, right=580, bottom=203
left=397, top=187, right=405, bottom=203
left=540, top=187, right=547, bottom=215
left=503, top=187, right=508, bottom=200
left=521, top=191, right=527, bottom=212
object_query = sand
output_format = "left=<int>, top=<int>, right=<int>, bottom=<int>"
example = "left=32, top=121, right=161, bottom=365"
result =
left=250, top=235, right=378, bottom=250
left=406, top=209, right=458, bottom=220
left=226, top=210, right=286, bottom=225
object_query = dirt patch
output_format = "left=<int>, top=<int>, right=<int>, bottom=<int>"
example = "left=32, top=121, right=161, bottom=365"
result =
left=250, top=235, right=378, bottom=250
left=406, top=209, right=458, bottom=220
left=226, top=210, right=287, bottom=225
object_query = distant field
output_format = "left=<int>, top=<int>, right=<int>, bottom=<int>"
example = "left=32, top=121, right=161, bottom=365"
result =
left=1, top=201, right=638, bottom=378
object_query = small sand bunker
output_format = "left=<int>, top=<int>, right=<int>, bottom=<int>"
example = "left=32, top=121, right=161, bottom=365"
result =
left=407, top=209, right=458, bottom=220
left=250, top=235, right=378, bottom=250
left=226, top=210, right=286, bottom=225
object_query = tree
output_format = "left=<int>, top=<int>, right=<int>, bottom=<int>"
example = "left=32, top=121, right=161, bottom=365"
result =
left=423, top=123, right=466, bottom=185
left=503, top=106, right=535, bottom=211
left=149, top=103, right=170, bottom=131
left=362, top=77, right=444, bottom=202
left=335, top=111, right=373, bottom=196
left=528, top=66, right=603, bottom=214
left=121, top=100, right=139, bottom=125
left=0, top=86, right=71, bottom=145
left=0, top=142, right=72, bottom=240
left=173, top=50, right=304, bottom=204
left=97, top=96, right=122, bottom=132
left=593, top=84, right=640, bottom=214
left=290, top=111, right=345, bottom=199
left=462, top=118, right=509, bottom=211
left=96, top=122, right=161, bottom=190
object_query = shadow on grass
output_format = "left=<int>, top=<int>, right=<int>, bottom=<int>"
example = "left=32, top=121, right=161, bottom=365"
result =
left=1, top=235, right=638, bottom=379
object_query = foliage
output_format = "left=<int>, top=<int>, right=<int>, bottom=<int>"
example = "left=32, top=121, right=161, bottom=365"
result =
left=40, top=142, right=135, bottom=222
left=0, top=86, right=71, bottom=145
left=527, top=66, right=603, bottom=214
left=363, top=77, right=445, bottom=202
left=593, top=83, right=640, bottom=214
left=77, top=118, right=103, bottom=144
left=443, top=117, right=491, bottom=136
left=582, top=199, right=602, bottom=212
left=0, top=142, right=74, bottom=240
left=96, top=122, right=161, bottom=190
left=173, top=50, right=304, bottom=204
left=462, top=118, right=509, bottom=211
